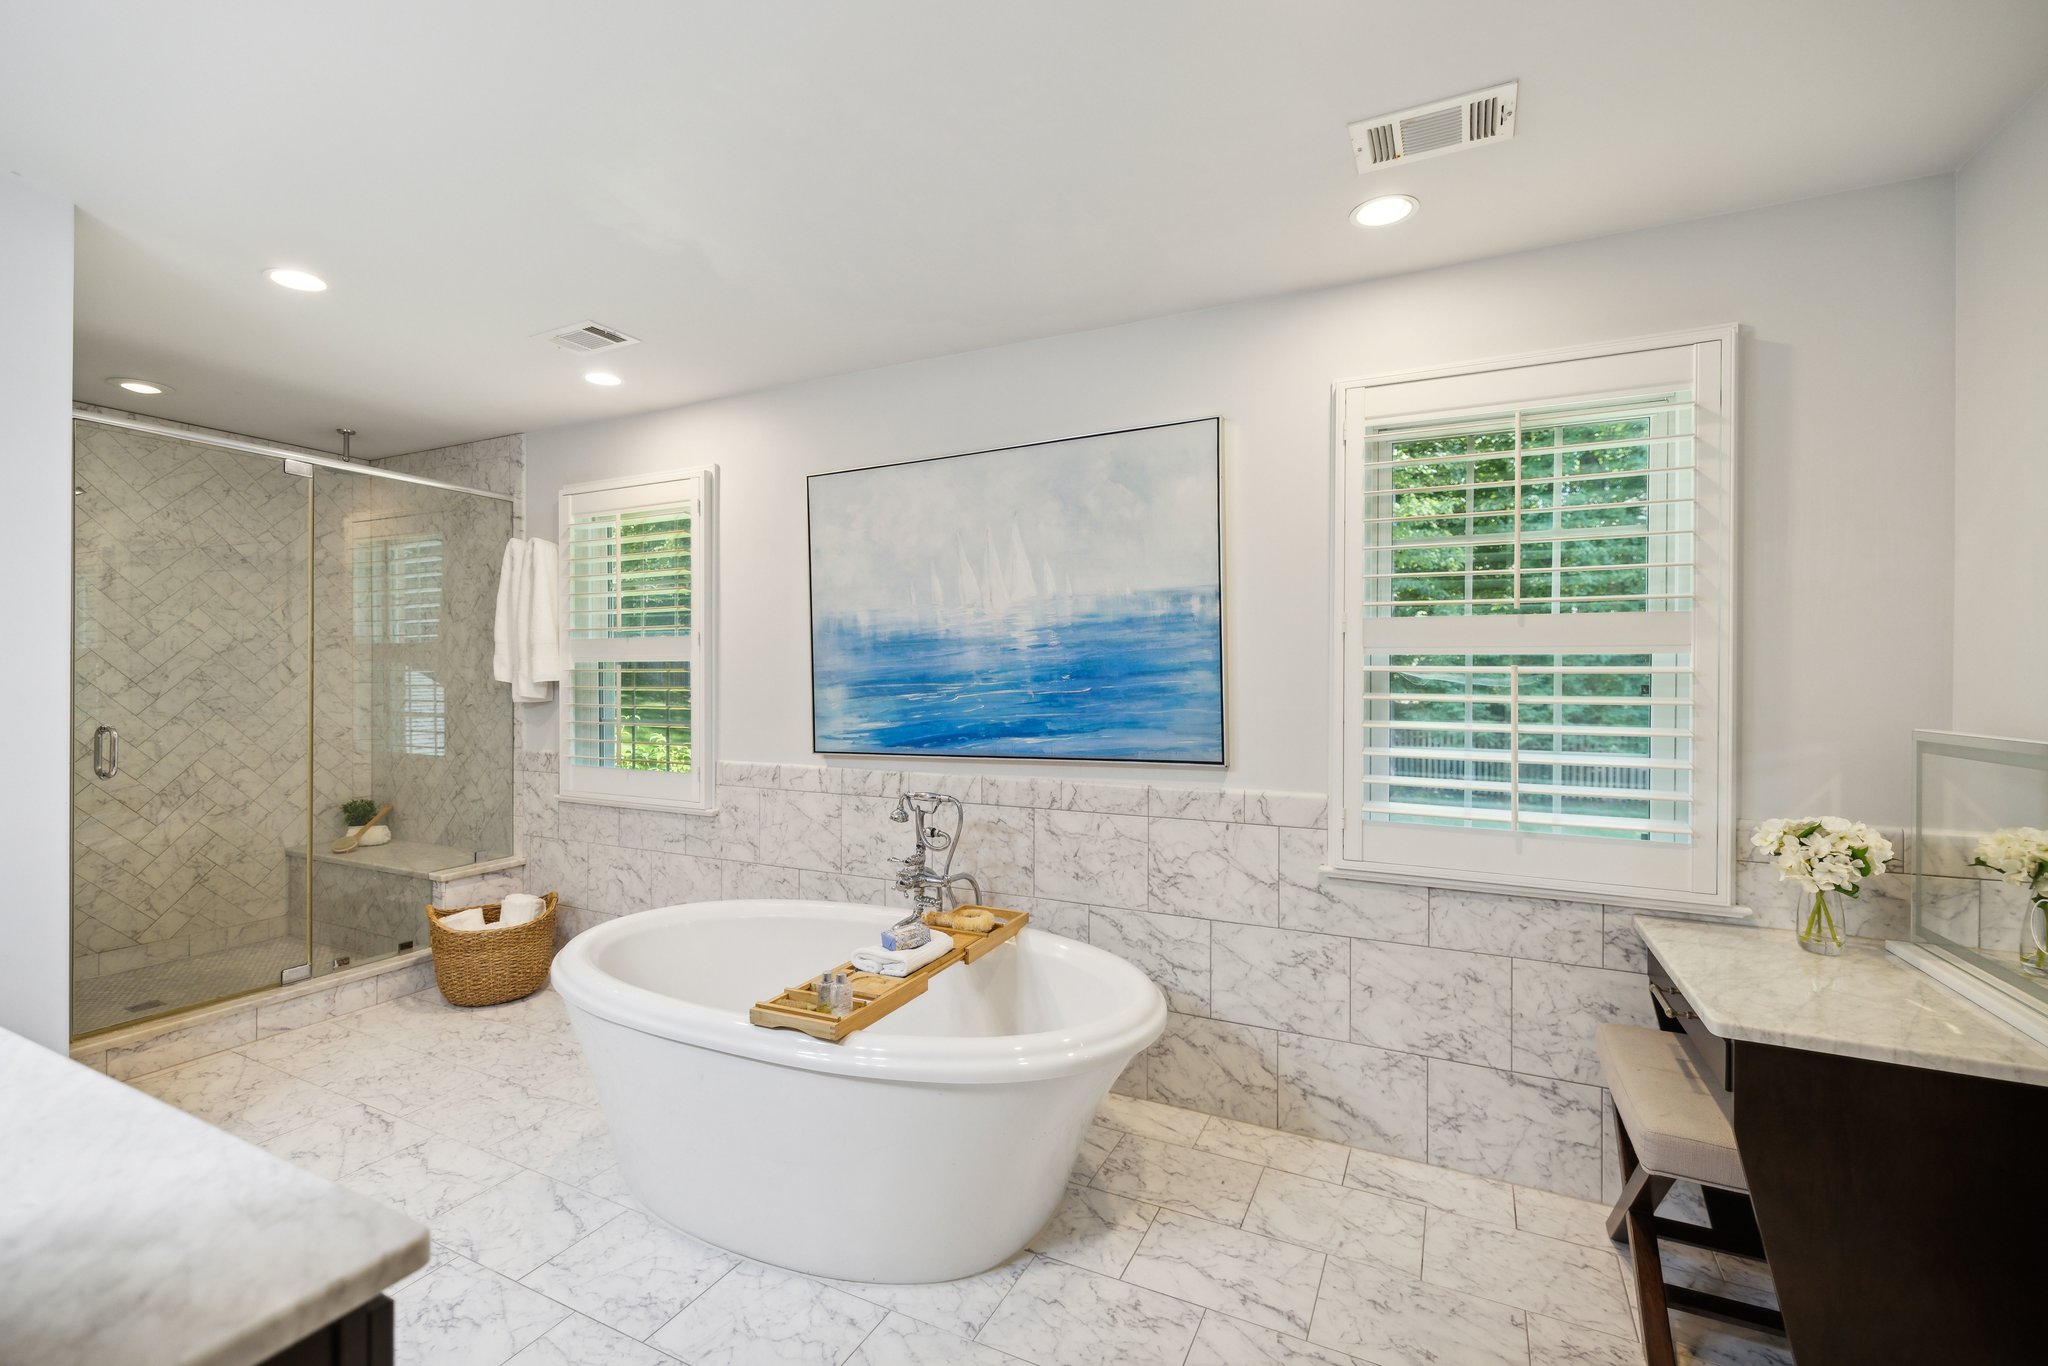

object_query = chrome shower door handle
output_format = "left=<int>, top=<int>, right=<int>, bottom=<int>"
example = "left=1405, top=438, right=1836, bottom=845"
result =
left=92, top=725, right=120, bottom=779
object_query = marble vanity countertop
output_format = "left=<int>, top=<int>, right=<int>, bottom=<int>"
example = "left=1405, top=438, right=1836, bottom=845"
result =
left=0, top=1028, right=428, bottom=1366
left=1637, top=917, right=2048, bottom=1087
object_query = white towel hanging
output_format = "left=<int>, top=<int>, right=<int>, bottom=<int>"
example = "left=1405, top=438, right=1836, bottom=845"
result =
left=525, top=538, right=565, bottom=691
left=492, top=539, right=528, bottom=688
left=494, top=537, right=563, bottom=703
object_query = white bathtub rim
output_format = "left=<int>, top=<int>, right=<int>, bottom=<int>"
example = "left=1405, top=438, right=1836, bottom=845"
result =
left=552, top=899, right=1167, bottom=1086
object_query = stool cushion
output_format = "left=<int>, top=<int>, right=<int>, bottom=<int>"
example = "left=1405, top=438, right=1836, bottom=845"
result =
left=1596, top=1023, right=1746, bottom=1191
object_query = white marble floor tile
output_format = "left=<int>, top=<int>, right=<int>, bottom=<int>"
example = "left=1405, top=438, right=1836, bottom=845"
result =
left=503, top=1312, right=681, bottom=1366
left=572, top=1164, right=645, bottom=1210
left=1194, top=1116, right=1350, bottom=1183
left=132, top=1050, right=354, bottom=1142
left=821, top=1252, right=1030, bottom=1338
left=1308, top=1254, right=1529, bottom=1366
left=1343, top=1145, right=1518, bottom=1226
left=408, top=1073, right=575, bottom=1152
left=521, top=1208, right=740, bottom=1339
left=1423, top=1212, right=1634, bottom=1338
left=343, top=1134, right=523, bottom=1224
left=1122, top=1209, right=1324, bottom=1335
left=976, top=1257, right=1202, bottom=1366
left=1027, top=1184, right=1158, bottom=1277
left=1527, top=1314, right=1642, bottom=1365
left=434, top=1169, right=624, bottom=1279
left=1090, top=1134, right=1263, bottom=1224
left=118, top=986, right=1763, bottom=1366
left=393, top=1255, right=570, bottom=1366
left=1184, top=1312, right=1362, bottom=1366
left=647, top=1260, right=886, bottom=1366
left=1515, top=1185, right=1620, bottom=1250
left=1241, top=1168, right=1427, bottom=1275
left=847, top=1311, right=1028, bottom=1366
left=258, top=1101, right=433, bottom=1181
left=485, top=1102, right=616, bottom=1188
left=279, top=1035, right=493, bottom=1117
left=1671, top=1321, right=1796, bottom=1366
left=1526, top=1311, right=1791, bottom=1366
left=1096, top=1091, right=1210, bottom=1143
left=1070, top=1119, right=1124, bottom=1182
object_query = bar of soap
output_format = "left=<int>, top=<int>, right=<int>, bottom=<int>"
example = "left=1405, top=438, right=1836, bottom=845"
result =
left=882, top=921, right=930, bottom=951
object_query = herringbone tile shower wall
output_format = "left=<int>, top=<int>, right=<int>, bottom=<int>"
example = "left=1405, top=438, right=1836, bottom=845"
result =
left=72, top=423, right=313, bottom=975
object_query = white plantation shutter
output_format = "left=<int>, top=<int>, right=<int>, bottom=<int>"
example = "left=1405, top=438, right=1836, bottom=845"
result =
left=557, top=469, right=717, bottom=811
left=1331, top=330, right=1735, bottom=906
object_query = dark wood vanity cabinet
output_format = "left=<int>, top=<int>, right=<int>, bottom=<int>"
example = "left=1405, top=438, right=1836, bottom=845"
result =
left=1645, top=948, right=2048, bottom=1366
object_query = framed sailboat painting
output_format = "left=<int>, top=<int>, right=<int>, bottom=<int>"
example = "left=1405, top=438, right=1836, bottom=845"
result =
left=806, top=418, right=1225, bottom=764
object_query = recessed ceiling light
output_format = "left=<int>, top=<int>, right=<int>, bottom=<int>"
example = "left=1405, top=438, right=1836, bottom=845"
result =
left=584, top=371, right=622, bottom=387
left=265, top=267, right=328, bottom=292
left=1351, top=194, right=1418, bottom=228
left=108, top=377, right=173, bottom=395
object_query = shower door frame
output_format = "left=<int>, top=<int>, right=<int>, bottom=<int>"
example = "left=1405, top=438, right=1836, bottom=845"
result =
left=69, top=408, right=515, bottom=1042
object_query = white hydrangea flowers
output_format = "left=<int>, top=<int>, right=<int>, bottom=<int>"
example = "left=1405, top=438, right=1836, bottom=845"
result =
left=1752, top=816, right=1895, bottom=896
left=1971, top=827, right=2048, bottom=895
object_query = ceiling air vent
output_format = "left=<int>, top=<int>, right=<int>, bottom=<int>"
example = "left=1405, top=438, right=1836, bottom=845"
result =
left=537, top=320, right=640, bottom=354
left=1348, top=81, right=1517, bottom=174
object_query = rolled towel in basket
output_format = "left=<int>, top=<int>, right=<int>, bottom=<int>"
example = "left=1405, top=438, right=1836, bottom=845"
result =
left=497, top=893, right=545, bottom=927
left=851, top=931, right=954, bottom=978
left=440, top=907, right=488, bottom=932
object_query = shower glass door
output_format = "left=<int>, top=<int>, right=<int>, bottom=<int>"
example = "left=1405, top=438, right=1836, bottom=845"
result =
left=71, top=421, right=313, bottom=1035
left=308, top=468, right=514, bottom=976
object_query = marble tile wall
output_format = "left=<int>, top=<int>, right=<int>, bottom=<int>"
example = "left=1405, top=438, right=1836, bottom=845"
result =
left=72, top=421, right=314, bottom=975
left=315, top=455, right=516, bottom=857
left=506, top=755, right=1947, bottom=1202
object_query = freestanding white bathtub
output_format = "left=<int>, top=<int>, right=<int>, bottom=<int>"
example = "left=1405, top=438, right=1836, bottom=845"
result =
left=550, top=899, right=1166, bottom=1283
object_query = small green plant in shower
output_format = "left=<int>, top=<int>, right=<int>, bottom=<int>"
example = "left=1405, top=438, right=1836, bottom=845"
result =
left=342, top=798, right=379, bottom=829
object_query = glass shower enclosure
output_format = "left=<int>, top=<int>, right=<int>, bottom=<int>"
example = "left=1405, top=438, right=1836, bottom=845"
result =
left=70, top=413, right=513, bottom=1037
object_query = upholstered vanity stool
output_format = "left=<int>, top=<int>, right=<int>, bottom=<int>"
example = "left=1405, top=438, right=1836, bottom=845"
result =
left=1596, top=1024, right=1787, bottom=1364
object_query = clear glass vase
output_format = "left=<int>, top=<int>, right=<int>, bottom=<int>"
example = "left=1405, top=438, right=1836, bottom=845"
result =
left=2021, top=897, right=2048, bottom=978
left=1798, top=889, right=1847, bottom=956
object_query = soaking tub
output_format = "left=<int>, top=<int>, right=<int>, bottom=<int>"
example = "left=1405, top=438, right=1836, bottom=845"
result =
left=550, top=899, right=1166, bottom=1283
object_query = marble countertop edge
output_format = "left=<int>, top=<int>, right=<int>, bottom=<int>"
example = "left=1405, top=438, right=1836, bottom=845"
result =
left=1633, top=917, right=2048, bottom=1089
left=197, top=1234, right=429, bottom=1366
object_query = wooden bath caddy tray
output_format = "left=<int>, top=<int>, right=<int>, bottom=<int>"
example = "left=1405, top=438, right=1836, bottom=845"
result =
left=748, top=906, right=1029, bottom=1042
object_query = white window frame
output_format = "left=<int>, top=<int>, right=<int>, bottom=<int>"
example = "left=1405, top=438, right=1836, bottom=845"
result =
left=556, top=466, right=718, bottom=814
left=1325, top=327, right=1738, bottom=910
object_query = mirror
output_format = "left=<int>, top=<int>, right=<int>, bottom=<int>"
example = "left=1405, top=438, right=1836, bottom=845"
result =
left=1911, top=730, right=2048, bottom=1015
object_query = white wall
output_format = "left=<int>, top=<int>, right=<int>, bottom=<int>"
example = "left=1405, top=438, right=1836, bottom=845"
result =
left=1954, top=83, right=2048, bottom=740
left=0, top=174, right=73, bottom=1050
left=525, top=177, right=1957, bottom=825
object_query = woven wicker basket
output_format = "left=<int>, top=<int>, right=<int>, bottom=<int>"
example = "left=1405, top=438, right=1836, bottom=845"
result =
left=426, top=892, right=559, bottom=1007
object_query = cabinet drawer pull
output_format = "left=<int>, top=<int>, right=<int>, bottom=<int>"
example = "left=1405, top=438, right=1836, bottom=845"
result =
left=1650, top=981, right=1697, bottom=1022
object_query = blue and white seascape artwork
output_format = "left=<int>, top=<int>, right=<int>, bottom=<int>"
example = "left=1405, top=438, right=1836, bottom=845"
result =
left=808, top=419, right=1224, bottom=763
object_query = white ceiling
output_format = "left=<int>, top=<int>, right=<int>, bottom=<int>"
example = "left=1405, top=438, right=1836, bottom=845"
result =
left=3, top=1, right=2045, bottom=458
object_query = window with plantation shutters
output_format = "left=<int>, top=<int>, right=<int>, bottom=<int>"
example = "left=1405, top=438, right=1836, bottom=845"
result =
left=557, top=468, right=717, bottom=811
left=1330, top=330, right=1736, bottom=907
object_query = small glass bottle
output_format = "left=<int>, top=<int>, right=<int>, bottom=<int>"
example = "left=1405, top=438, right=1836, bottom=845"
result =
left=820, top=971, right=854, bottom=1016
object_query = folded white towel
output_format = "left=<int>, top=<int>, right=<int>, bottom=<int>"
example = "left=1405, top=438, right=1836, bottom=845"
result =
left=440, top=907, right=488, bottom=932
left=851, top=931, right=954, bottom=978
left=497, top=893, right=544, bottom=927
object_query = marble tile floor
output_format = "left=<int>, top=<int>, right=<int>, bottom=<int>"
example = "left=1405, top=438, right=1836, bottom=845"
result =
left=122, top=986, right=1794, bottom=1366
left=73, top=934, right=354, bottom=1035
